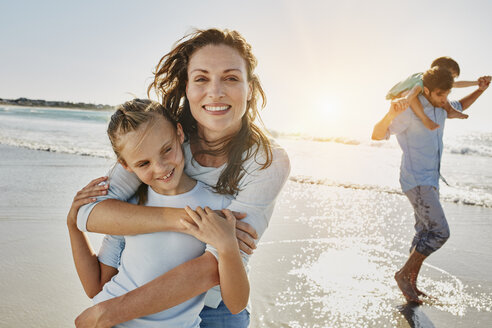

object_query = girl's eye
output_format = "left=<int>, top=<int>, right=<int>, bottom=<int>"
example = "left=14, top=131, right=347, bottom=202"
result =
left=138, top=161, right=149, bottom=167
left=165, top=147, right=172, bottom=153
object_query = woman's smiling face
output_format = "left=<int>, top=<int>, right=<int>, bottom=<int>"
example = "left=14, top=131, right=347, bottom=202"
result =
left=186, top=44, right=252, bottom=139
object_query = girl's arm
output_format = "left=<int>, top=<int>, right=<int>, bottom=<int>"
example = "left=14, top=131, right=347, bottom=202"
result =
left=68, top=177, right=119, bottom=298
left=75, top=252, right=220, bottom=328
left=74, top=146, right=291, bottom=327
left=181, top=207, right=249, bottom=314
left=76, top=164, right=256, bottom=253
left=453, top=80, right=479, bottom=88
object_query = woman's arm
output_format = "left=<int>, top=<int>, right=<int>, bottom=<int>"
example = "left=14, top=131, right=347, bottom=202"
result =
left=68, top=177, right=119, bottom=298
left=76, top=164, right=255, bottom=251
left=181, top=207, right=249, bottom=314
left=74, top=144, right=291, bottom=327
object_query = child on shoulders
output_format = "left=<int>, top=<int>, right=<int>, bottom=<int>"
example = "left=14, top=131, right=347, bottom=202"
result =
left=387, top=56, right=489, bottom=130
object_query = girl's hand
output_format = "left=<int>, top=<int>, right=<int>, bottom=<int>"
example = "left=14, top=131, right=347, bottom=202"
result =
left=181, top=206, right=238, bottom=253
left=67, top=177, right=109, bottom=228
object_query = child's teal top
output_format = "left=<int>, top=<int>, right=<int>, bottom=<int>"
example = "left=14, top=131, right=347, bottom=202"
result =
left=386, top=72, right=424, bottom=100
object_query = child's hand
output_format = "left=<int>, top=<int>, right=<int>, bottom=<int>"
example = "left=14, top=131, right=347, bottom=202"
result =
left=478, top=76, right=491, bottom=91
left=67, top=176, right=109, bottom=228
left=391, top=97, right=409, bottom=111
left=181, top=206, right=238, bottom=253
left=390, top=99, right=407, bottom=115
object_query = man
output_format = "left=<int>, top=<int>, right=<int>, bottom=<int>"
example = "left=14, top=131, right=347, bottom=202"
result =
left=372, top=66, right=490, bottom=304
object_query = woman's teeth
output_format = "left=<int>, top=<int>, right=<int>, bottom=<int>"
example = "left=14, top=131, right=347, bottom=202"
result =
left=204, top=105, right=229, bottom=112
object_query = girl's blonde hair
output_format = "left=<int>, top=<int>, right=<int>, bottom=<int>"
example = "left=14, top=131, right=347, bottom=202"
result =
left=148, top=28, right=272, bottom=195
left=107, top=99, right=177, bottom=204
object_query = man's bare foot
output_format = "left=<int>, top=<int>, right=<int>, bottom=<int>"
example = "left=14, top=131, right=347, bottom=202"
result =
left=395, top=271, right=422, bottom=304
left=410, top=274, right=431, bottom=298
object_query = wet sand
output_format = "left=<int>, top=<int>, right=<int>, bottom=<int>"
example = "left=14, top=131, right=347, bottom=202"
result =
left=1, top=144, right=491, bottom=327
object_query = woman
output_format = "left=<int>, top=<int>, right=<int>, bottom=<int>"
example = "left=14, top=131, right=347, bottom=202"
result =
left=75, top=28, right=290, bottom=328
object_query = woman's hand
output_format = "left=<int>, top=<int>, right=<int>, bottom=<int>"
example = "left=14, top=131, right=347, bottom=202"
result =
left=181, top=206, right=238, bottom=253
left=67, top=177, right=109, bottom=228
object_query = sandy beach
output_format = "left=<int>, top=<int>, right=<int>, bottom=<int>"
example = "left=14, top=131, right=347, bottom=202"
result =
left=1, top=144, right=492, bottom=327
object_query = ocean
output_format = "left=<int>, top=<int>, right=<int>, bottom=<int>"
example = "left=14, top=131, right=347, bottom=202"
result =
left=1, top=105, right=491, bottom=327
left=2, top=105, right=492, bottom=208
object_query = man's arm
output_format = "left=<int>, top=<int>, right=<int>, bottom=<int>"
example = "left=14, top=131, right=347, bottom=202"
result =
left=371, top=102, right=406, bottom=140
left=460, top=76, right=490, bottom=111
left=75, top=252, right=220, bottom=328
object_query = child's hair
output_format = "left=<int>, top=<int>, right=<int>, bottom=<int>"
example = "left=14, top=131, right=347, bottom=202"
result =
left=423, top=67, right=454, bottom=93
left=107, top=99, right=177, bottom=204
left=431, top=57, right=460, bottom=77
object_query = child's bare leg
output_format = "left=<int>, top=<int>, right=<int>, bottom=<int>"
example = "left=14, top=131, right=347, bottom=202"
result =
left=408, top=97, right=439, bottom=130
left=443, top=100, right=468, bottom=119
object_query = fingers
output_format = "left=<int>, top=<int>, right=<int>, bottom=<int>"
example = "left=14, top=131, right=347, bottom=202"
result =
left=236, top=228, right=256, bottom=251
left=238, top=240, right=254, bottom=255
left=74, top=177, right=109, bottom=202
left=180, top=218, right=198, bottom=233
left=232, top=211, right=247, bottom=220
left=235, top=220, right=258, bottom=239
left=221, top=209, right=236, bottom=222
left=85, top=176, right=108, bottom=188
left=185, top=206, right=203, bottom=226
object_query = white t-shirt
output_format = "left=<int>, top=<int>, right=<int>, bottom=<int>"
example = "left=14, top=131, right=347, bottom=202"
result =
left=93, top=181, right=228, bottom=328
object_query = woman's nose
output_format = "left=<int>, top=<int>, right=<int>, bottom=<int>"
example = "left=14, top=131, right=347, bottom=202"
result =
left=207, top=79, right=225, bottom=99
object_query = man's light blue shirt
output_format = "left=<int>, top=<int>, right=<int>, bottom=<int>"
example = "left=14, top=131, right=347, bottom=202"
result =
left=387, top=94, right=462, bottom=192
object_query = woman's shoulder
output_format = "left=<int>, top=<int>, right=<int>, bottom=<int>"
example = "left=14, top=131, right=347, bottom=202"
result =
left=244, top=138, right=290, bottom=176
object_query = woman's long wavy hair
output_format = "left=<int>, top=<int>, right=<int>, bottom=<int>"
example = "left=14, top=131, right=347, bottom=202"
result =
left=148, top=28, right=272, bottom=195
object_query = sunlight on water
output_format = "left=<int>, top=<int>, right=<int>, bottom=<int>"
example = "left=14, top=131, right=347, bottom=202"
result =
left=252, top=181, right=492, bottom=327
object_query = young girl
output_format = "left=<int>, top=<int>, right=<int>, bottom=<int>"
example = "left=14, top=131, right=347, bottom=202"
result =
left=387, top=56, right=483, bottom=130
left=67, top=99, right=249, bottom=327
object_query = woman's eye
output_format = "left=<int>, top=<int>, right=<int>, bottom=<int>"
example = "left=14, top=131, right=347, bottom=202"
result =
left=194, top=76, right=207, bottom=82
left=225, top=76, right=239, bottom=81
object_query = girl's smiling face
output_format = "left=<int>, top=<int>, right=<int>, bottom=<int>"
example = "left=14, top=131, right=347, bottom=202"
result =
left=118, top=115, right=188, bottom=196
left=186, top=44, right=252, bottom=140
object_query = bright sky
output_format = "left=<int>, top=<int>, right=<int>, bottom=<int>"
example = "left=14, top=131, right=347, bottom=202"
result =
left=1, top=0, right=491, bottom=139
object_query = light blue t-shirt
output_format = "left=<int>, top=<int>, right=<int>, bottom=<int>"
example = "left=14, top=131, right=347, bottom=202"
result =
left=93, top=181, right=229, bottom=328
left=387, top=94, right=462, bottom=192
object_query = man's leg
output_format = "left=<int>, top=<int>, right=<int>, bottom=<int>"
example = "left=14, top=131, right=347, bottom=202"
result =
left=398, top=186, right=450, bottom=303
left=395, top=249, right=426, bottom=304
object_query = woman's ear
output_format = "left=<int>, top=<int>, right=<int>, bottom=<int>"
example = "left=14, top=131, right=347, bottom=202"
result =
left=176, top=123, right=185, bottom=144
left=119, top=159, right=133, bottom=173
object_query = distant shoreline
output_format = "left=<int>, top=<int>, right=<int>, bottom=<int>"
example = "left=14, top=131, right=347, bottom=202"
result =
left=0, top=97, right=114, bottom=111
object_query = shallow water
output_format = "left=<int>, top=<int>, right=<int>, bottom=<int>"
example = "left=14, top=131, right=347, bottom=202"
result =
left=249, top=181, right=492, bottom=327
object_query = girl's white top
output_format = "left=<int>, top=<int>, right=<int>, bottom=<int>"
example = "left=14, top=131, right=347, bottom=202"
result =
left=93, top=181, right=228, bottom=328
left=78, top=139, right=290, bottom=312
